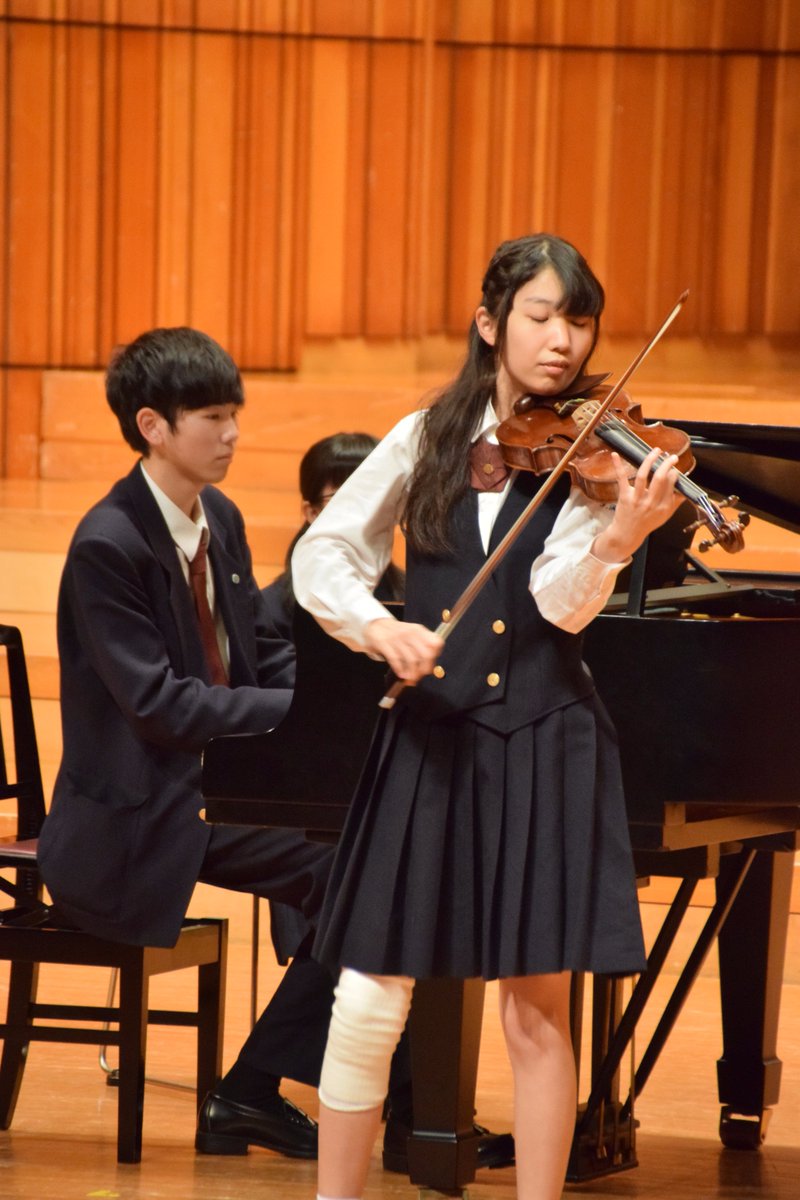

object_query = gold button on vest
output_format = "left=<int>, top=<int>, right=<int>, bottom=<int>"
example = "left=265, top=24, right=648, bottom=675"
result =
left=492, top=619, right=505, bottom=635
left=433, top=665, right=446, bottom=679
left=486, top=672, right=500, bottom=687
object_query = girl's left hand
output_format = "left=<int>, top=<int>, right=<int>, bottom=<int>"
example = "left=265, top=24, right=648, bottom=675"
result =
left=592, top=448, right=683, bottom=564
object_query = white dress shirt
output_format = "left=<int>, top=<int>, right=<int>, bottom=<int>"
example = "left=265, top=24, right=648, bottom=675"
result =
left=292, top=403, right=630, bottom=652
left=139, top=462, right=230, bottom=671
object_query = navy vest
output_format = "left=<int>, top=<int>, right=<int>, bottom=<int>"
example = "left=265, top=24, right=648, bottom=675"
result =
left=400, top=472, right=595, bottom=733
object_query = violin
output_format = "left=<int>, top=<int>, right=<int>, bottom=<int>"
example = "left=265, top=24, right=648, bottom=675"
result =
left=379, top=289, right=744, bottom=710
left=497, top=383, right=749, bottom=554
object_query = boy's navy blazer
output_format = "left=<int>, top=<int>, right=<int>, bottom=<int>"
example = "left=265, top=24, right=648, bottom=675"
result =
left=38, top=464, right=295, bottom=947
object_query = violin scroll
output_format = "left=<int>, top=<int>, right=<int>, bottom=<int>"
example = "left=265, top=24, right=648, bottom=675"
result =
left=684, top=496, right=750, bottom=554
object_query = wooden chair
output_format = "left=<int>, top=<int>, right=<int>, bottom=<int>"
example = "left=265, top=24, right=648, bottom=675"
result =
left=0, top=624, right=228, bottom=1162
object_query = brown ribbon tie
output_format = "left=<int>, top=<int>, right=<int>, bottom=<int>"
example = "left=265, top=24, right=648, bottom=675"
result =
left=469, top=436, right=510, bottom=493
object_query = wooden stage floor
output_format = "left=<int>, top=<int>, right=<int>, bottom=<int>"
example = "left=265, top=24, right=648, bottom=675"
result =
left=1, top=891, right=799, bottom=1200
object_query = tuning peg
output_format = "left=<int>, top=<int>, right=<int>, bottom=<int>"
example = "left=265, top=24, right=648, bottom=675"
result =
left=720, top=497, right=751, bottom=529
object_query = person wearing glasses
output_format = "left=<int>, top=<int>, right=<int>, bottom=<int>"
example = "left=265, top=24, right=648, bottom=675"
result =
left=262, top=432, right=404, bottom=642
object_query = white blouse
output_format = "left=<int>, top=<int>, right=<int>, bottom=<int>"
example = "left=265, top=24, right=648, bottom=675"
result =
left=291, top=404, right=630, bottom=654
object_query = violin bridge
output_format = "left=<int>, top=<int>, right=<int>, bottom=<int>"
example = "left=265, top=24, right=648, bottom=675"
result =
left=571, top=400, right=601, bottom=428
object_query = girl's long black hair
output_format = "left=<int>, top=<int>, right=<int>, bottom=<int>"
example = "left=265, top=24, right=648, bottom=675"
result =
left=402, top=234, right=605, bottom=556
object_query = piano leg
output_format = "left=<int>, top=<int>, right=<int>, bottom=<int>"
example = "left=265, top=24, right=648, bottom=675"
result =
left=406, top=977, right=485, bottom=1196
left=716, top=845, right=794, bottom=1150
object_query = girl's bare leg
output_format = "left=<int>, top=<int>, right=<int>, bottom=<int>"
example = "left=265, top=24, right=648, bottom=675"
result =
left=316, top=968, right=415, bottom=1199
left=317, top=1102, right=383, bottom=1199
left=499, top=972, right=576, bottom=1200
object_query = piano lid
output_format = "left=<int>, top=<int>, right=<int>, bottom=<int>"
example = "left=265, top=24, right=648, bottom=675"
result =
left=661, top=418, right=800, bottom=535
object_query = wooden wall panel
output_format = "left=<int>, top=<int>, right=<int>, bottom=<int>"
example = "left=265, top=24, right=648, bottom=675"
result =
left=96, top=24, right=120, bottom=358
left=435, top=0, right=800, bottom=51
left=48, top=21, right=67, bottom=360
left=156, top=31, right=192, bottom=327
left=603, top=54, right=669, bottom=335
left=715, top=57, right=761, bottom=334
left=189, top=33, right=236, bottom=344
left=646, top=58, right=714, bottom=335
left=552, top=52, right=624, bottom=288
left=444, top=47, right=494, bottom=331
left=59, top=25, right=102, bottom=363
left=422, top=46, right=452, bottom=335
left=103, top=0, right=161, bottom=25
left=229, top=33, right=281, bottom=365
left=305, top=0, right=423, bottom=41
left=161, top=1, right=195, bottom=26
left=194, top=0, right=248, bottom=33
left=5, top=23, right=53, bottom=364
left=1, top=1, right=799, bottom=475
left=501, top=52, right=555, bottom=255
left=304, top=38, right=350, bottom=339
left=402, top=15, right=435, bottom=337
left=340, top=41, right=370, bottom=336
left=363, top=42, right=413, bottom=336
left=5, top=0, right=800, bottom=46
left=274, top=35, right=311, bottom=370
left=764, top=56, right=800, bottom=333
left=114, top=32, right=160, bottom=341
left=303, top=30, right=432, bottom=340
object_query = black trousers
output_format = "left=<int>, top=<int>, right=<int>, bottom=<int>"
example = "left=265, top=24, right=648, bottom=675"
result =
left=198, top=822, right=411, bottom=1095
left=198, top=823, right=333, bottom=1084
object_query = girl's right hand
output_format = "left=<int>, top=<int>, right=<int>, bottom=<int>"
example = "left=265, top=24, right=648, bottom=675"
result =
left=365, top=618, right=444, bottom=682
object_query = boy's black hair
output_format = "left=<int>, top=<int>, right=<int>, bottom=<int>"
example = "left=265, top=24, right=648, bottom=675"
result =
left=106, top=326, right=244, bottom=455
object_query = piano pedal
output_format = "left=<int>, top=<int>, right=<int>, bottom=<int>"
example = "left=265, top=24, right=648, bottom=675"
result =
left=567, top=1101, right=639, bottom=1182
left=719, top=1104, right=771, bottom=1150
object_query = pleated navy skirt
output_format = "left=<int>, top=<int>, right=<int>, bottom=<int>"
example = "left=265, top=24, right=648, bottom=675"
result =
left=313, top=693, right=646, bottom=981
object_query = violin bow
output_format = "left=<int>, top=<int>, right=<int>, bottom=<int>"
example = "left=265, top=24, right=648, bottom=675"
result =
left=379, top=289, right=690, bottom=709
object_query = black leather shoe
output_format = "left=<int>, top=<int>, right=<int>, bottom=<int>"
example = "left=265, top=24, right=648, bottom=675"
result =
left=195, top=1091, right=318, bottom=1159
left=382, top=1117, right=515, bottom=1173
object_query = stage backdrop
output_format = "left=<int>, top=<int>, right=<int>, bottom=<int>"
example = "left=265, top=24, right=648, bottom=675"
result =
left=1, top=0, right=798, bottom=475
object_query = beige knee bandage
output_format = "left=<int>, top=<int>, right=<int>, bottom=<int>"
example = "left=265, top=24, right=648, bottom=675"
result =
left=319, top=968, right=414, bottom=1113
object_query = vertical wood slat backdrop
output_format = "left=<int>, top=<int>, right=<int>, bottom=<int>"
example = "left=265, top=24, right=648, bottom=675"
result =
left=1, top=0, right=799, bottom=476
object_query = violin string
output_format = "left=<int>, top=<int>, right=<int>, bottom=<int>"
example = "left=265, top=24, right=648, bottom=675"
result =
left=598, top=412, right=716, bottom=516
left=595, top=413, right=747, bottom=547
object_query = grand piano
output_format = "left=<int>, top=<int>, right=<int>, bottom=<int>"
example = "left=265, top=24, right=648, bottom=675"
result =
left=202, top=418, right=800, bottom=1193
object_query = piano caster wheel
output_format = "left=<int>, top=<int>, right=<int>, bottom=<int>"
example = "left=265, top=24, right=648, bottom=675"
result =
left=719, top=1105, right=770, bottom=1150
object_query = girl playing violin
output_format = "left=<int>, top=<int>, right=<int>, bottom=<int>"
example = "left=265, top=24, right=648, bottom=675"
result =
left=292, top=233, right=682, bottom=1200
